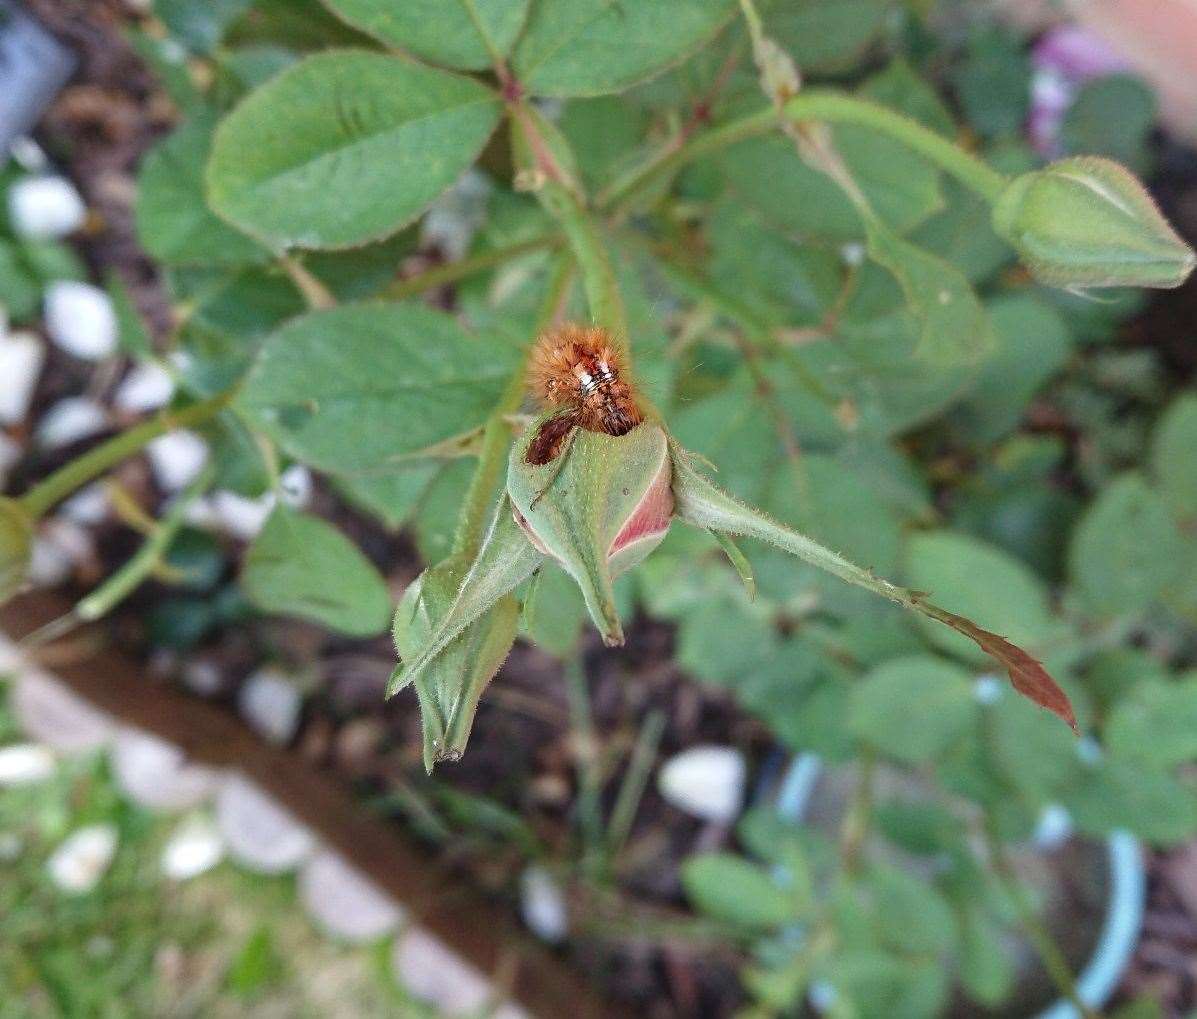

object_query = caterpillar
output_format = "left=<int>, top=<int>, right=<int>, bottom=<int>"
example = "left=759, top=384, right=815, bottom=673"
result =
left=526, top=324, right=643, bottom=465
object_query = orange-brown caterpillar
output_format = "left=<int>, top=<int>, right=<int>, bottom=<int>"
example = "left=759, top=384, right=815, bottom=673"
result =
left=526, top=324, right=643, bottom=465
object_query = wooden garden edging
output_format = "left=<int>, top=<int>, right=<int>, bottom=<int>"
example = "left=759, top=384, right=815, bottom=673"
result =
left=1, top=592, right=622, bottom=1019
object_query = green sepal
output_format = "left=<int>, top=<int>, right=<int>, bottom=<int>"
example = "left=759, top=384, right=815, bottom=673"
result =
left=0, top=498, right=34, bottom=608
left=393, top=555, right=519, bottom=772
left=388, top=494, right=544, bottom=699
left=507, top=414, right=672, bottom=647
left=993, top=156, right=1196, bottom=290
left=712, top=530, right=756, bottom=602
left=668, top=440, right=1078, bottom=733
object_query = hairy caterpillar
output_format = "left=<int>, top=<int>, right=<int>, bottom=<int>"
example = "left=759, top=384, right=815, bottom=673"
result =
left=526, top=324, right=643, bottom=465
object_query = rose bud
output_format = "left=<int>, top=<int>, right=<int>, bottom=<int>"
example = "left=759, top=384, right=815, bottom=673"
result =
left=508, top=413, right=673, bottom=646
left=993, top=156, right=1195, bottom=290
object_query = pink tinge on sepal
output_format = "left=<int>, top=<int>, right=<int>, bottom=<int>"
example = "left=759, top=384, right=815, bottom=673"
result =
left=608, top=460, right=673, bottom=558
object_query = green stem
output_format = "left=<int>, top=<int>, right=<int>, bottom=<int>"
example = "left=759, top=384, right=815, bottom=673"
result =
left=603, top=90, right=1008, bottom=215
left=380, top=234, right=561, bottom=302
left=451, top=416, right=513, bottom=561
left=539, top=181, right=629, bottom=355
left=605, top=708, right=665, bottom=863
left=450, top=253, right=575, bottom=561
left=985, top=824, right=1101, bottom=1019
left=77, top=466, right=213, bottom=621
left=19, top=392, right=234, bottom=520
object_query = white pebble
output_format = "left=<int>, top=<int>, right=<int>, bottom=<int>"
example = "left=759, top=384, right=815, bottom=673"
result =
left=115, top=362, right=174, bottom=413
left=520, top=865, right=568, bottom=943
left=46, top=824, right=118, bottom=894
left=0, top=742, right=56, bottom=786
left=147, top=430, right=208, bottom=492
left=216, top=774, right=315, bottom=873
left=238, top=668, right=302, bottom=745
left=60, top=484, right=109, bottom=526
left=278, top=464, right=312, bottom=509
left=212, top=489, right=275, bottom=540
left=182, top=658, right=223, bottom=697
left=8, top=176, right=86, bottom=240
left=0, top=331, right=46, bottom=425
left=658, top=745, right=746, bottom=825
left=10, top=137, right=49, bottom=172
left=44, top=281, right=118, bottom=361
left=11, top=671, right=115, bottom=754
left=161, top=815, right=224, bottom=880
left=299, top=850, right=404, bottom=942
left=392, top=929, right=496, bottom=1015
left=1033, top=803, right=1074, bottom=849
left=28, top=535, right=74, bottom=587
left=37, top=397, right=107, bottom=448
left=110, top=728, right=219, bottom=811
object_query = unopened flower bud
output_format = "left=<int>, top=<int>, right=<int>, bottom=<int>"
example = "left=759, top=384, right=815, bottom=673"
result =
left=508, top=415, right=673, bottom=646
left=993, top=156, right=1195, bottom=289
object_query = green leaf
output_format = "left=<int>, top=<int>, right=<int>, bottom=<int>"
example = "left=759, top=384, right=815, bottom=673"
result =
left=764, top=0, right=888, bottom=74
left=207, top=51, right=502, bottom=249
left=952, top=28, right=1030, bottom=139
left=1062, top=75, right=1156, bottom=175
left=989, top=690, right=1083, bottom=801
left=0, top=240, right=41, bottom=321
left=523, top=566, right=587, bottom=657
left=1067, top=760, right=1197, bottom=845
left=765, top=455, right=901, bottom=578
left=332, top=461, right=443, bottom=531
left=511, top=0, right=737, bottom=97
left=322, top=0, right=529, bottom=71
left=1069, top=473, right=1183, bottom=617
left=904, top=531, right=1057, bottom=665
left=0, top=498, right=34, bottom=607
left=719, top=131, right=943, bottom=243
left=957, top=907, right=1014, bottom=1006
left=867, top=864, right=957, bottom=956
left=156, top=0, right=253, bottom=53
left=238, top=304, right=518, bottom=473
left=1151, top=394, right=1197, bottom=523
left=1106, top=678, right=1197, bottom=771
left=860, top=59, right=955, bottom=138
left=681, top=853, right=795, bottom=928
left=242, top=505, right=391, bottom=635
left=105, top=273, right=155, bottom=361
left=137, top=116, right=269, bottom=267
left=863, top=219, right=992, bottom=366
left=849, top=655, right=976, bottom=763
left=953, top=295, right=1072, bottom=444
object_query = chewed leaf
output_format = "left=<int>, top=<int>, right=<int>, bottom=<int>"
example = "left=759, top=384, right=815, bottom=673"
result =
left=669, top=440, right=1077, bottom=731
left=918, top=604, right=1078, bottom=733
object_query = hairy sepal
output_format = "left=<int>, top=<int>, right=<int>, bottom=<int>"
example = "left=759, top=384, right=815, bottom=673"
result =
left=388, top=495, right=544, bottom=702
left=669, top=441, right=1077, bottom=732
left=393, top=556, right=519, bottom=772
left=508, top=414, right=672, bottom=646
